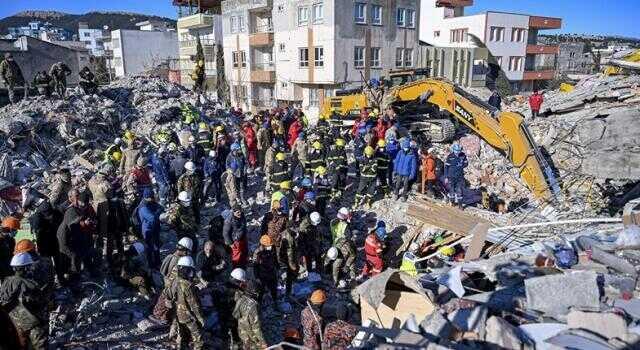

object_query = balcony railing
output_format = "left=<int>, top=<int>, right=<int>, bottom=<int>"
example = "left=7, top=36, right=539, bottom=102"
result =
left=179, top=38, right=217, bottom=48
left=526, top=65, right=556, bottom=72
left=251, top=98, right=275, bottom=108
left=253, top=61, right=275, bottom=70
left=251, top=23, right=273, bottom=34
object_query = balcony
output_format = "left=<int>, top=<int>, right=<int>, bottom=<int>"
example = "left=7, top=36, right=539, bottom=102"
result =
left=529, top=16, right=562, bottom=30
left=436, top=0, right=473, bottom=7
left=526, top=44, right=559, bottom=55
left=249, top=24, right=274, bottom=46
left=250, top=62, right=275, bottom=83
left=523, top=67, right=555, bottom=80
left=178, top=13, right=215, bottom=29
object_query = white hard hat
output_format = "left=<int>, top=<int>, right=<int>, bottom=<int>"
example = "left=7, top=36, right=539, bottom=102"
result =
left=208, top=150, right=216, bottom=158
left=188, top=136, right=196, bottom=143
left=178, top=191, right=192, bottom=203
left=132, top=242, right=145, bottom=255
left=10, top=252, right=34, bottom=267
left=231, top=268, right=247, bottom=282
left=158, top=146, right=166, bottom=154
left=184, top=161, right=196, bottom=172
left=337, top=207, right=350, bottom=220
left=177, top=237, right=193, bottom=251
left=427, top=148, right=435, bottom=154
left=337, top=280, right=347, bottom=289
left=310, top=212, right=321, bottom=226
left=114, top=137, right=122, bottom=145
left=177, top=256, right=195, bottom=268
left=327, top=247, right=339, bottom=261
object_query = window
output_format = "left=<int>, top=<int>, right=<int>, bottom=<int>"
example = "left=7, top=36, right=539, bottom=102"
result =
left=230, top=17, right=238, bottom=33
left=511, top=28, right=526, bottom=42
left=312, top=3, right=324, bottom=24
left=83, top=32, right=90, bottom=38
left=509, top=56, right=523, bottom=71
left=406, top=9, right=415, bottom=28
left=314, top=47, right=324, bottom=67
left=233, top=85, right=247, bottom=100
left=395, top=48, right=404, bottom=67
left=370, top=47, right=381, bottom=68
left=404, top=49, right=413, bottom=67
left=113, top=57, right=122, bottom=67
left=371, top=5, right=382, bottom=25
left=434, top=31, right=440, bottom=38
left=309, top=88, right=319, bottom=107
left=279, top=43, right=286, bottom=53
left=396, top=8, right=406, bottom=27
left=232, top=51, right=246, bottom=68
left=354, top=47, right=365, bottom=68
left=298, top=7, right=309, bottom=26
left=299, top=48, right=309, bottom=67
left=238, top=16, right=245, bottom=32
left=450, top=28, right=468, bottom=43
left=354, top=3, right=366, bottom=24
left=490, top=26, right=505, bottom=42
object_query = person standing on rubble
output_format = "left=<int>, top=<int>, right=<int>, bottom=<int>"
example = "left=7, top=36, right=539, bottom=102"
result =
left=270, top=152, right=292, bottom=194
left=299, top=212, right=322, bottom=273
left=165, top=256, right=205, bottom=350
left=0, top=217, right=19, bottom=281
left=151, top=146, right=171, bottom=206
left=226, top=142, right=248, bottom=206
left=223, top=205, right=249, bottom=268
left=0, top=253, right=48, bottom=350
left=327, top=208, right=357, bottom=286
left=202, top=150, right=222, bottom=205
left=488, top=90, right=502, bottom=110
left=264, top=140, right=281, bottom=191
left=48, top=168, right=72, bottom=214
left=355, top=146, right=378, bottom=208
left=48, top=61, right=71, bottom=99
left=421, top=147, right=439, bottom=197
left=375, top=139, right=391, bottom=196
left=33, top=70, right=53, bottom=97
left=121, top=242, right=152, bottom=299
left=252, top=235, right=279, bottom=304
left=138, top=189, right=163, bottom=268
left=0, top=53, right=28, bottom=104
left=278, top=227, right=299, bottom=297
left=152, top=237, right=192, bottom=323
left=169, top=191, right=199, bottom=254
left=256, top=119, right=272, bottom=174
left=359, top=226, right=387, bottom=280
left=196, top=240, right=228, bottom=285
left=15, top=239, right=55, bottom=304
left=313, top=166, right=331, bottom=216
left=88, top=167, right=114, bottom=270
left=119, top=137, right=142, bottom=175
left=301, top=289, right=327, bottom=350
left=78, top=66, right=97, bottom=94
left=291, top=133, right=308, bottom=178
left=261, top=199, right=288, bottom=251
left=322, top=303, right=358, bottom=350
left=392, top=139, right=418, bottom=202
left=529, top=89, right=544, bottom=120
left=230, top=268, right=268, bottom=349
left=444, top=143, right=468, bottom=209
left=327, top=138, right=348, bottom=203
left=177, top=161, right=202, bottom=224
left=23, top=190, right=62, bottom=269
left=306, top=141, right=326, bottom=177
left=196, top=122, right=212, bottom=154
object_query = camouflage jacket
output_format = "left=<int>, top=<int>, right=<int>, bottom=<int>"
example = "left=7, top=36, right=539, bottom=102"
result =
left=168, top=205, right=197, bottom=236
left=322, top=320, right=357, bottom=350
left=232, top=290, right=266, bottom=346
left=177, top=173, right=202, bottom=198
left=166, top=277, right=205, bottom=325
left=301, top=305, right=323, bottom=350
left=278, top=228, right=298, bottom=270
left=0, top=274, right=44, bottom=329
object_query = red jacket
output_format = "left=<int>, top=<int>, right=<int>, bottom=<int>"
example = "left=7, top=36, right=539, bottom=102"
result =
left=529, top=93, right=544, bottom=111
left=422, top=154, right=437, bottom=181
left=243, top=125, right=257, bottom=151
left=287, top=120, right=303, bottom=147
left=374, top=119, right=389, bottom=142
left=131, top=167, right=151, bottom=186
left=364, top=233, right=383, bottom=257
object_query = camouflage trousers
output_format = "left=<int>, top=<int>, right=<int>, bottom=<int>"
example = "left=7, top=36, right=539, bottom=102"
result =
left=177, top=319, right=204, bottom=350
left=238, top=323, right=265, bottom=350
left=10, top=306, right=47, bottom=350
left=129, top=275, right=151, bottom=297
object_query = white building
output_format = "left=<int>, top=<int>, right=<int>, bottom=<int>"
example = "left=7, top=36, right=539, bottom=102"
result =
left=419, top=0, right=562, bottom=91
left=222, top=0, right=419, bottom=117
left=111, top=21, right=179, bottom=78
left=78, top=22, right=109, bottom=56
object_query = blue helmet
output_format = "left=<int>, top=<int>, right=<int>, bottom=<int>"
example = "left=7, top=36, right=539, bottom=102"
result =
left=230, top=142, right=241, bottom=151
left=143, top=188, right=154, bottom=199
left=301, top=177, right=313, bottom=188
left=452, top=143, right=462, bottom=154
left=376, top=227, right=387, bottom=239
left=369, top=78, right=380, bottom=88
left=376, top=221, right=386, bottom=229
left=304, top=191, right=316, bottom=201
left=298, top=132, right=305, bottom=139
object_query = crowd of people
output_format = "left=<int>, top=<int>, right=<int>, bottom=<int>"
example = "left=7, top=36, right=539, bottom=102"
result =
left=0, top=99, right=474, bottom=349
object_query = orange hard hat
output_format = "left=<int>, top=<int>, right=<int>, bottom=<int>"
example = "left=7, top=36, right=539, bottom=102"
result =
left=309, top=289, right=327, bottom=304
left=284, top=327, right=301, bottom=340
left=14, top=239, right=36, bottom=254
left=1, top=217, right=20, bottom=231
left=260, top=235, right=273, bottom=247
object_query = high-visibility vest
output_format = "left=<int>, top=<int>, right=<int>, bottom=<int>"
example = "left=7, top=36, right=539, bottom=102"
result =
left=331, top=220, right=348, bottom=244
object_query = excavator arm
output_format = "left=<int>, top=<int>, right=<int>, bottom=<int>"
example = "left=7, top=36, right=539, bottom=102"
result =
left=388, top=79, right=560, bottom=201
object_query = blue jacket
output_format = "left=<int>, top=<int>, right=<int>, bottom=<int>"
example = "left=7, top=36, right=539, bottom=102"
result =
left=138, top=201, right=163, bottom=239
left=226, top=152, right=246, bottom=178
left=151, top=153, right=170, bottom=185
left=393, top=150, right=418, bottom=180
left=385, top=141, right=399, bottom=161
left=203, top=156, right=221, bottom=178
left=444, top=152, right=468, bottom=180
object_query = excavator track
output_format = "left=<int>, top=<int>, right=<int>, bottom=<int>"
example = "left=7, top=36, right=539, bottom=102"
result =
left=399, top=115, right=456, bottom=143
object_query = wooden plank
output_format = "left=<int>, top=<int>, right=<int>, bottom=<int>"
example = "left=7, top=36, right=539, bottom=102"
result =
left=464, top=223, right=490, bottom=262
left=407, top=197, right=492, bottom=235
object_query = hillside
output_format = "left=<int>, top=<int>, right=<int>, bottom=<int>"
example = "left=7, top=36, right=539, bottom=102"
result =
left=0, top=10, right=176, bottom=35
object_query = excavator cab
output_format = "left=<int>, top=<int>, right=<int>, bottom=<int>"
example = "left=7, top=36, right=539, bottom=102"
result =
left=388, top=68, right=431, bottom=88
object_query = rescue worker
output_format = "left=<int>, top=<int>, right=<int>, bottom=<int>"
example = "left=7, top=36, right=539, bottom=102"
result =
left=354, top=146, right=378, bottom=208
left=88, top=167, right=113, bottom=269
left=165, top=256, right=205, bottom=350
left=222, top=167, right=239, bottom=208
left=153, top=237, right=192, bottom=322
left=226, top=143, right=248, bottom=206
left=444, top=143, right=468, bottom=208
left=151, top=146, right=171, bottom=206
left=0, top=53, right=28, bottom=104
left=306, top=141, right=325, bottom=177
left=293, top=191, right=317, bottom=223
left=322, top=304, right=358, bottom=350
left=48, top=168, right=72, bottom=213
left=33, top=70, right=52, bottom=97
left=315, top=114, right=331, bottom=146
left=270, top=152, right=291, bottom=193
left=488, top=90, right=502, bottom=110
left=121, top=242, right=152, bottom=298
left=0, top=217, right=19, bottom=281
left=202, top=150, right=222, bottom=204
left=23, top=191, right=62, bottom=264
left=279, top=227, right=299, bottom=297
left=256, top=120, right=272, bottom=173
left=169, top=191, right=198, bottom=254
left=393, top=139, right=418, bottom=202
left=261, top=199, right=288, bottom=249
left=14, top=239, right=55, bottom=302
left=48, top=61, right=71, bottom=98
left=180, top=103, right=200, bottom=127
left=56, top=190, right=96, bottom=283
left=177, top=161, right=202, bottom=224
left=196, top=122, right=212, bottom=153
left=359, top=226, right=386, bottom=279
left=291, top=132, right=308, bottom=177
left=301, top=289, right=326, bottom=350
left=78, top=66, right=97, bottom=94
left=138, top=189, right=163, bottom=268
left=119, top=138, right=142, bottom=175
left=191, top=59, right=205, bottom=93
left=186, top=135, right=204, bottom=165
left=421, top=147, right=438, bottom=196
left=264, top=141, right=281, bottom=188
left=313, top=166, right=331, bottom=216
left=253, top=235, right=279, bottom=303
left=375, top=139, right=391, bottom=195
left=0, top=253, right=48, bottom=349
left=223, top=205, right=248, bottom=268
left=299, top=212, right=322, bottom=273
left=529, top=89, right=544, bottom=120
left=326, top=138, right=348, bottom=202
left=195, top=240, right=228, bottom=285
left=327, top=208, right=356, bottom=285
left=231, top=268, right=268, bottom=349
left=104, top=138, right=123, bottom=166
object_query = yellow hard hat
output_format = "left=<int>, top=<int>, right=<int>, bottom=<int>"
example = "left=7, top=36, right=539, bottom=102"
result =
left=124, top=130, right=135, bottom=141
left=197, top=60, right=205, bottom=67
left=364, top=146, right=375, bottom=157
left=111, top=151, right=122, bottom=161
left=276, top=152, right=286, bottom=161
left=377, top=139, right=386, bottom=148
left=198, top=122, right=208, bottom=131
left=315, top=166, right=327, bottom=176
left=438, top=246, right=455, bottom=257
left=259, top=235, right=273, bottom=247
left=215, top=125, right=225, bottom=132
left=280, top=181, right=292, bottom=190
left=312, top=141, right=322, bottom=150
left=335, top=138, right=346, bottom=147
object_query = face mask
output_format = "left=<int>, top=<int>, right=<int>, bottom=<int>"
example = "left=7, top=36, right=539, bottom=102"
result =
left=265, top=246, right=273, bottom=251
left=181, top=201, right=191, bottom=207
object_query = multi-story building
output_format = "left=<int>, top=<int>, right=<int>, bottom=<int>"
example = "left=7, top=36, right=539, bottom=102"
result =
left=222, top=0, right=419, bottom=117
left=111, top=21, right=179, bottom=77
left=78, top=22, right=110, bottom=56
left=174, top=0, right=224, bottom=90
left=419, top=0, right=562, bottom=91
left=7, top=21, right=73, bottom=41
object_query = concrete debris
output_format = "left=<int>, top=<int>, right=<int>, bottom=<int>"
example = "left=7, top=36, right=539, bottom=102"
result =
left=484, top=316, right=534, bottom=350
left=524, top=271, right=601, bottom=315
left=567, top=310, right=628, bottom=339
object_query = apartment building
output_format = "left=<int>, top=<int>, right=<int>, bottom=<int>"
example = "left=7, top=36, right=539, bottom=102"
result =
left=419, top=0, right=562, bottom=91
left=174, top=0, right=224, bottom=89
left=111, top=21, right=178, bottom=77
left=78, top=22, right=110, bottom=56
left=222, top=0, right=419, bottom=117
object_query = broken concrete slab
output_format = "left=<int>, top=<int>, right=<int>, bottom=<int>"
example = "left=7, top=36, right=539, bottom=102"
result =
left=447, top=305, right=488, bottom=339
left=420, top=311, right=453, bottom=340
left=485, top=316, right=534, bottom=350
left=464, top=223, right=490, bottom=262
left=524, top=271, right=600, bottom=315
left=614, top=298, right=640, bottom=320
left=567, top=310, right=628, bottom=339
left=519, top=323, right=569, bottom=350
left=545, top=329, right=616, bottom=350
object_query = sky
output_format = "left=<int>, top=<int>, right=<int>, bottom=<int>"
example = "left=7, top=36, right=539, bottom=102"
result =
left=0, top=0, right=639, bottom=38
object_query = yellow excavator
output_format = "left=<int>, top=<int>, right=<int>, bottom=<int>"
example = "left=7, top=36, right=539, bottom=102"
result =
left=320, top=71, right=560, bottom=201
